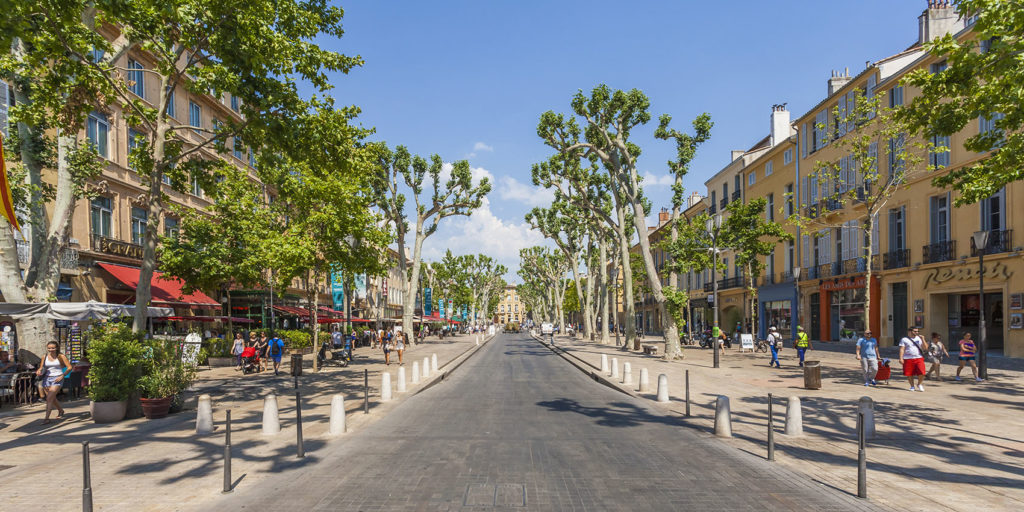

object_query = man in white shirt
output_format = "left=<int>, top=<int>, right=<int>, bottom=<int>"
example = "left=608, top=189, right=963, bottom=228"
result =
left=899, top=326, right=929, bottom=392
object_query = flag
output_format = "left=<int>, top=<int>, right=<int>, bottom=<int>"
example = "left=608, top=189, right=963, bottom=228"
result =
left=0, top=132, right=20, bottom=232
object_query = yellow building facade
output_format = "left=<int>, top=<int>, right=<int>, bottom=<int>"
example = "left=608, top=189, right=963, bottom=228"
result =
left=497, top=285, right=525, bottom=325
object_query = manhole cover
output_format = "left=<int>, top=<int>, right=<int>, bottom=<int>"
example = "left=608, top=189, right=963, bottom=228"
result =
left=463, top=483, right=526, bottom=507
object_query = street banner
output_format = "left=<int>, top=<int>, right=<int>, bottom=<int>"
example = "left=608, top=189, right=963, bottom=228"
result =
left=438, top=298, right=445, bottom=318
left=383, top=278, right=388, bottom=299
left=331, top=272, right=345, bottom=310
left=447, top=299, right=453, bottom=319
left=354, top=274, right=367, bottom=299
left=0, top=132, right=21, bottom=233
left=462, top=304, right=468, bottom=320
left=424, top=288, right=432, bottom=316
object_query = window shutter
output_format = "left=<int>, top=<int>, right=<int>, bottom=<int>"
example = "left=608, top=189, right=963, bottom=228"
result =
left=851, top=220, right=860, bottom=257
left=0, top=81, right=8, bottom=137
left=801, top=122, right=808, bottom=157
left=871, top=213, right=880, bottom=255
left=929, top=196, right=938, bottom=244
left=802, top=235, right=811, bottom=268
left=945, top=192, right=952, bottom=241
left=838, top=96, right=847, bottom=137
left=847, top=92, right=856, bottom=132
left=801, top=177, right=809, bottom=207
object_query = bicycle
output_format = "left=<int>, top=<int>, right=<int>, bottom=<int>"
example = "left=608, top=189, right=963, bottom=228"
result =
left=754, top=338, right=770, bottom=353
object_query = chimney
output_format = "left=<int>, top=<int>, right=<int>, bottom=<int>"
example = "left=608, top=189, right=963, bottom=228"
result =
left=919, top=0, right=962, bottom=45
left=687, top=191, right=702, bottom=208
left=731, top=150, right=745, bottom=162
left=770, top=103, right=790, bottom=147
left=828, top=68, right=852, bottom=96
left=658, top=207, right=670, bottom=224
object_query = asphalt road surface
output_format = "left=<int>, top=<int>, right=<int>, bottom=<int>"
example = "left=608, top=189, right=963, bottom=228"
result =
left=209, top=333, right=877, bottom=511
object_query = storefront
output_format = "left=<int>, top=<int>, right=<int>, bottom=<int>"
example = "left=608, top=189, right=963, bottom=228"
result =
left=816, top=275, right=880, bottom=343
left=757, top=281, right=796, bottom=340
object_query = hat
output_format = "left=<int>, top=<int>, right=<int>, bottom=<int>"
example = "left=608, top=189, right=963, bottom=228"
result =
left=769, top=326, right=778, bottom=332
left=797, top=325, right=804, bottom=331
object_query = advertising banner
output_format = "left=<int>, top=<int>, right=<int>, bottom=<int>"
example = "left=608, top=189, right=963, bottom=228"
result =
left=438, top=298, right=445, bottom=319
left=447, top=299, right=453, bottom=319
left=354, top=274, right=367, bottom=300
left=424, top=288, right=432, bottom=316
left=331, top=272, right=345, bottom=310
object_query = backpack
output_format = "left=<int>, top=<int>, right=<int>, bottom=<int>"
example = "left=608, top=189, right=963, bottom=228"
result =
left=270, top=338, right=283, bottom=356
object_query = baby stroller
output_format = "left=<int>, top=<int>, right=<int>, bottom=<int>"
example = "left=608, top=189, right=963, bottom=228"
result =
left=240, top=346, right=260, bottom=374
left=875, top=358, right=892, bottom=385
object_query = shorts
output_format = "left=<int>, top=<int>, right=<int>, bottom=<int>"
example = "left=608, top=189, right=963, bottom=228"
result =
left=903, top=358, right=926, bottom=376
left=270, top=355, right=282, bottom=363
left=42, top=375, right=62, bottom=388
left=959, top=355, right=976, bottom=361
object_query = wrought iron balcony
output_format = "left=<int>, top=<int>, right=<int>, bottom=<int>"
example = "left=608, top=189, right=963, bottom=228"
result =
left=883, top=249, right=911, bottom=269
left=16, top=240, right=79, bottom=269
left=761, top=273, right=776, bottom=286
left=720, top=198, right=728, bottom=209
left=923, top=240, right=956, bottom=264
left=841, top=258, right=863, bottom=275
left=708, top=203, right=717, bottom=214
left=780, top=270, right=795, bottom=283
left=719, top=276, right=746, bottom=290
left=817, top=262, right=837, bottom=278
left=970, top=229, right=1012, bottom=256
left=731, top=190, right=741, bottom=202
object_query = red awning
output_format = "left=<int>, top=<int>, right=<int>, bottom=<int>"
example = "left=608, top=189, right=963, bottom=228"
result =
left=155, top=315, right=254, bottom=324
left=272, top=305, right=310, bottom=317
left=97, top=263, right=219, bottom=306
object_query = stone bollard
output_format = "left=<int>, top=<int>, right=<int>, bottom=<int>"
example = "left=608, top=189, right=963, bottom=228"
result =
left=328, top=394, right=346, bottom=435
left=611, top=358, right=620, bottom=379
left=785, top=396, right=803, bottom=436
left=431, top=353, right=438, bottom=373
left=656, top=374, right=670, bottom=403
left=261, top=394, right=280, bottom=435
left=476, top=335, right=480, bottom=345
left=639, top=368, right=650, bottom=392
left=600, top=354, right=609, bottom=374
left=622, top=362, right=632, bottom=385
left=858, top=396, right=875, bottom=439
left=196, top=394, right=214, bottom=434
left=397, top=367, right=407, bottom=393
left=714, top=395, right=732, bottom=437
left=412, top=361, right=421, bottom=383
left=422, top=357, right=431, bottom=378
left=381, top=372, right=392, bottom=402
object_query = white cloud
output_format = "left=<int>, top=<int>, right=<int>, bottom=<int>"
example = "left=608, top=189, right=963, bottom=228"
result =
left=434, top=162, right=494, bottom=189
left=642, top=171, right=674, bottom=186
left=420, top=197, right=545, bottom=278
left=498, top=176, right=555, bottom=207
left=472, top=142, right=494, bottom=152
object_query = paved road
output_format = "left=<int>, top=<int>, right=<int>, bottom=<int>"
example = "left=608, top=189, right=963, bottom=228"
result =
left=208, top=333, right=877, bottom=511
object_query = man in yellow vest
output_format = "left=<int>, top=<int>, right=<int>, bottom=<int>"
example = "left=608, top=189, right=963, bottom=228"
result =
left=795, top=325, right=812, bottom=367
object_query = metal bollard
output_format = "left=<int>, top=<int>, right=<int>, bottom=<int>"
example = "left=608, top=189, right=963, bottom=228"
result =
left=364, top=369, right=369, bottom=414
left=857, top=412, right=867, bottom=498
left=223, top=410, right=233, bottom=493
left=767, top=393, right=775, bottom=462
left=295, top=390, right=304, bottom=458
left=685, top=369, right=691, bottom=417
left=82, top=441, right=93, bottom=512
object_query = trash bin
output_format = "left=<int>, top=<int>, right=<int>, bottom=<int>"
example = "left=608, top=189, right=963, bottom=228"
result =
left=290, top=353, right=303, bottom=377
left=803, top=360, right=821, bottom=389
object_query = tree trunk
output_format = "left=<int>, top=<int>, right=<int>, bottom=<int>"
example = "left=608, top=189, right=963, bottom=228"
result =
left=614, top=205, right=637, bottom=350
left=599, top=237, right=610, bottom=344
left=133, top=113, right=171, bottom=332
left=402, top=217, right=424, bottom=346
left=311, top=271, right=320, bottom=372
left=864, top=218, right=874, bottom=336
left=628, top=199, right=680, bottom=355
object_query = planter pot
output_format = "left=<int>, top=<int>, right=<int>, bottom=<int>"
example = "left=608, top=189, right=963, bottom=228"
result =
left=140, top=396, right=173, bottom=419
left=206, top=357, right=237, bottom=367
left=90, top=400, right=128, bottom=423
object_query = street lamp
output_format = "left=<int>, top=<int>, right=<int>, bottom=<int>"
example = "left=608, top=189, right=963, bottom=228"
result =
left=973, top=230, right=989, bottom=380
left=793, top=266, right=802, bottom=341
left=706, top=214, right=723, bottom=369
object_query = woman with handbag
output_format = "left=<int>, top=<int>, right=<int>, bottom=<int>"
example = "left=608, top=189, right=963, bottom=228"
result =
left=382, top=331, right=393, bottom=366
left=36, top=341, right=71, bottom=424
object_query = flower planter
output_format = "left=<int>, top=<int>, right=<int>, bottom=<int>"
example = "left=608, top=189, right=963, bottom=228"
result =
left=140, top=396, right=173, bottom=419
left=90, top=400, right=128, bottom=423
left=206, top=357, right=237, bottom=367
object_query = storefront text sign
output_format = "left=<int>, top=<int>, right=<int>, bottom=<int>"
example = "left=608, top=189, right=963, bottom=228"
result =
left=923, top=261, right=1014, bottom=289
left=98, top=237, right=144, bottom=259
left=821, top=276, right=866, bottom=291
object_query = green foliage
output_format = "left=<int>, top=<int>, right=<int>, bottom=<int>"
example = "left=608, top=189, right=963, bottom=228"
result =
left=899, top=0, right=1024, bottom=205
left=563, top=280, right=580, bottom=312
left=201, top=338, right=233, bottom=359
left=85, top=323, right=148, bottom=402
left=139, top=337, right=199, bottom=399
left=278, top=329, right=312, bottom=350
left=629, top=252, right=651, bottom=297
left=721, top=198, right=793, bottom=281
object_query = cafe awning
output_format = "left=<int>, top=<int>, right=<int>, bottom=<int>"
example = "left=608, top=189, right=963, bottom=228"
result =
left=97, top=263, right=219, bottom=306
left=154, top=315, right=254, bottom=324
left=272, top=305, right=310, bottom=317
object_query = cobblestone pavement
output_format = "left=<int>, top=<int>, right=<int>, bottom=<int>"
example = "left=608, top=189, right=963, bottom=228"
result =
left=204, top=333, right=880, bottom=512
left=539, top=332, right=1024, bottom=512
left=0, top=333, right=487, bottom=511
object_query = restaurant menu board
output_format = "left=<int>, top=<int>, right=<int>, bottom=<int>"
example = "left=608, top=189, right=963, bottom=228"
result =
left=67, top=324, right=84, bottom=363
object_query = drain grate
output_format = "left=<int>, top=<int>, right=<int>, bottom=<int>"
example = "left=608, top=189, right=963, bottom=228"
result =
left=463, top=483, right=526, bottom=507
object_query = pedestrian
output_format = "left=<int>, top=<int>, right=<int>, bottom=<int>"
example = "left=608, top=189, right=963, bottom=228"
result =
left=899, top=326, right=929, bottom=391
left=231, top=332, right=245, bottom=371
left=254, top=333, right=269, bottom=372
left=855, top=330, right=880, bottom=386
left=955, top=332, right=983, bottom=382
left=396, top=331, right=406, bottom=365
left=795, top=325, right=812, bottom=366
left=766, top=326, right=782, bottom=368
left=382, top=332, right=393, bottom=365
left=267, top=333, right=285, bottom=376
left=926, top=332, right=950, bottom=381
left=36, top=341, right=70, bottom=424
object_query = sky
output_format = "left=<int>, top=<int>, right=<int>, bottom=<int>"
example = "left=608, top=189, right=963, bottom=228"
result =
left=315, top=0, right=930, bottom=281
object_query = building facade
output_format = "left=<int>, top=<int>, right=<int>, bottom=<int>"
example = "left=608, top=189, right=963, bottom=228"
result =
left=497, top=285, right=525, bottom=325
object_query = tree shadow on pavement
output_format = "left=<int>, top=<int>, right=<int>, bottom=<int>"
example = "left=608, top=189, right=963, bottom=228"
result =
left=534, top=398, right=683, bottom=429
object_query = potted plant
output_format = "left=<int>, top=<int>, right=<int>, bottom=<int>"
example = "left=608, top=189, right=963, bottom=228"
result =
left=86, top=322, right=147, bottom=423
left=139, top=338, right=200, bottom=419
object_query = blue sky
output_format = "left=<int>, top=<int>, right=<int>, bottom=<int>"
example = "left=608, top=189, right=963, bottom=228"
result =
left=319, top=0, right=930, bottom=279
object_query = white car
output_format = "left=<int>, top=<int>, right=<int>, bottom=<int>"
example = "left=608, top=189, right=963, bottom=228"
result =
left=540, top=322, right=554, bottom=335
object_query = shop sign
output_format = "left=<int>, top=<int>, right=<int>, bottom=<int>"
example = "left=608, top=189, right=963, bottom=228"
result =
left=923, top=261, right=1014, bottom=289
left=97, top=236, right=144, bottom=259
left=821, top=276, right=866, bottom=291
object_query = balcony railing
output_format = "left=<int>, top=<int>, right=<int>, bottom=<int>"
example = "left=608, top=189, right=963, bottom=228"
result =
left=883, top=249, right=911, bottom=269
left=806, top=266, right=819, bottom=280
left=720, top=276, right=746, bottom=289
left=780, top=270, right=795, bottom=283
left=92, top=234, right=145, bottom=260
left=820, top=198, right=842, bottom=212
left=923, top=240, right=956, bottom=264
left=841, top=258, right=862, bottom=275
left=970, top=229, right=1012, bottom=256
left=761, top=273, right=776, bottom=286
left=708, top=203, right=717, bottom=214
left=16, top=240, right=80, bottom=269
left=720, top=198, right=727, bottom=209
left=731, top=190, right=741, bottom=202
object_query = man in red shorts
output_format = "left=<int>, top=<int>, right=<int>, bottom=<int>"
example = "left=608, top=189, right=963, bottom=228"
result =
left=899, top=326, right=929, bottom=392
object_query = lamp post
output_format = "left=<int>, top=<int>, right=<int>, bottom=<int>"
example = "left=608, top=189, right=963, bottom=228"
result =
left=707, top=215, right=723, bottom=369
left=793, top=266, right=802, bottom=341
left=973, top=230, right=989, bottom=380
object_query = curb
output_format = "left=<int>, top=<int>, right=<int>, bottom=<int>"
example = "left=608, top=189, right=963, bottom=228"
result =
left=416, top=332, right=496, bottom=395
left=531, top=332, right=650, bottom=403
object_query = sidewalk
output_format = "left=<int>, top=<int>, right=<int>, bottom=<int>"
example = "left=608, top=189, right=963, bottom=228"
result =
left=0, top=332, right=493, bottom=511
left=536, top=332, right=1024, bottom=512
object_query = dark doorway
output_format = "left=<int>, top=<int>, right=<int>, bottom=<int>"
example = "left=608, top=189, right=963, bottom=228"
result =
left=809, top=293, right=821, bottom=340
left=892, top=282, right=908, bottom=345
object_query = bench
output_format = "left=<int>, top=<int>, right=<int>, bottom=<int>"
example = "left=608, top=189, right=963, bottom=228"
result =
left=642, top=344, right=659, bottom=356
